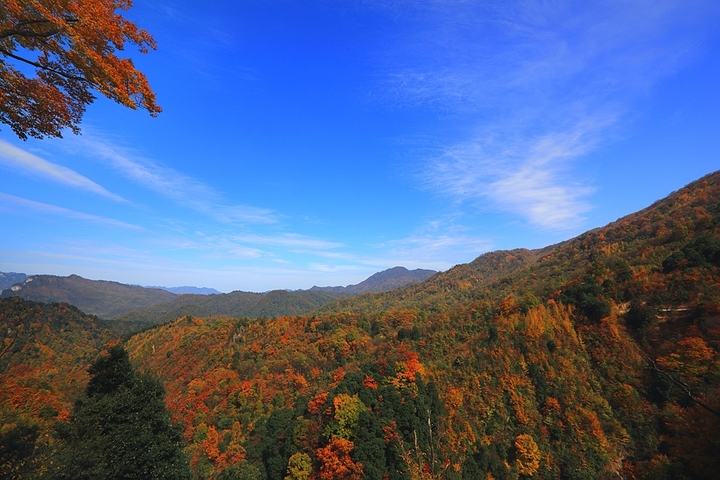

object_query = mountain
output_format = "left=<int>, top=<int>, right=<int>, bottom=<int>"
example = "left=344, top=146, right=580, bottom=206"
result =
left=310, top=266, right=437, bottom=294
left=0, top=271, right=27, bottom=292
left=115, top=289, right=343, bottom=325
left=147, top=285, right=222, bottom=295
left=0, top=274, right=177, bottom=319
left=316, top=248, right=541, bottom=315
left=119, top=267, right=437, bottom=325
left=3, top=171, right=720, bottom=479
left=0, top=267, right=434, bottom=327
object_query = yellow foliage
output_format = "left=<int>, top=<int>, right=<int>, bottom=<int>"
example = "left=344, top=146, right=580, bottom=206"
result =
left=515, top=434, right=541, bottom=477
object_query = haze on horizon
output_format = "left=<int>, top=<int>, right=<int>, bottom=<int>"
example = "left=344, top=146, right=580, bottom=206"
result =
left=1, top=1, right=719, bottom=293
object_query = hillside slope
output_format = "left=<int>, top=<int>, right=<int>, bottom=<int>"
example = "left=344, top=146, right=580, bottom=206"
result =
left=0, top=271, right=27, bottom=292
left=0, top=298, right=117, bottom=476
left=319, top=171, right=720, bottom=318
left=3, top=171, right=719, bottom=479
left=0, top=274, right=177, bottom=319
left=0, top=267, right=436, bottom=327
left=116, top=289, right=343, bottom=325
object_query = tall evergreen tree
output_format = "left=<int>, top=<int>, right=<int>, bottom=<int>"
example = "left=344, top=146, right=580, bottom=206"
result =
left=51, top=345, right=192, bottom=479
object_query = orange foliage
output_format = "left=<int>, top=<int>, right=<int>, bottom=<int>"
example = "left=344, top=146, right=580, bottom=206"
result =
left=362, top=375, right=378, bottom=390
left=382, top=421, right=401, bottom=444
left=308, top=392, right=329, bottom=415
left=392, top=344, right=425, bottom=390
left=317, top=438, right=364, bottom=480
left=202, top=425, right=220, bottom=459
left=331, top=366, right=346, bottom=386
left=515, top=434, right=541, bottom=476
left=0, top=0, right=160, bottom=139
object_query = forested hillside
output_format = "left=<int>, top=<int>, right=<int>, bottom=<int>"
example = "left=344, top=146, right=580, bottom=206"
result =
left=123, top=171, right=720, bottom=478
left=116, top=289, right=345, bottom=326
left=0, top=272, right=27, bottom=292
left=1, top=171, right=719, bottom=479
left=0, top=274, right=176, bottom=319
left=0, top=298, right=114, bottom=477
left=119, top=268, right=436, bottom=325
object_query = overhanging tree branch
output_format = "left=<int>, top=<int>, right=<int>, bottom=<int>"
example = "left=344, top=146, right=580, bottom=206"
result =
left=0, top=1, right=159, bottom=139
left=0, top=16, right=77, bottom=40
left=0, top=48, right=91, bottom=83
left=645, top=356, right=720, bottom=419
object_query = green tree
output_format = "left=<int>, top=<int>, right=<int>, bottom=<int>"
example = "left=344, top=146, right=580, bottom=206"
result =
left=50, top=345, right=192, bottom=479
left=0, top=421, right=41, bottom=479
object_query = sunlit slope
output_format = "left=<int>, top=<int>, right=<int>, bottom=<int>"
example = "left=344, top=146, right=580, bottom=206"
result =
left=126, top=171, right=720, bottom=478
left=319, top=171, right=720, bottom=317
left=127, top=302, right=631, bottom=479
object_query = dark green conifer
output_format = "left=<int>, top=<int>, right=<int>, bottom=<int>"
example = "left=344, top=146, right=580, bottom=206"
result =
left=51, top=345, right=192, bottom=479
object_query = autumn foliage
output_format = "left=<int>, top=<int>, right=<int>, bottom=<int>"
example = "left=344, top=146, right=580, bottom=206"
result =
left=0, top=0, right=160, bottom=139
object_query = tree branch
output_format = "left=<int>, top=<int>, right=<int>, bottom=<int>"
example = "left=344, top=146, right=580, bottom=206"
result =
left=0, top=17, right=77, bottom=40
left=0, top=48, right=91, bottom=84
left=645, top=356, right=720, bottom=419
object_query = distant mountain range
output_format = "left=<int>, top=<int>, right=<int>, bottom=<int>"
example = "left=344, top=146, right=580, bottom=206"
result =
left=145, top=286, right=221, bottom=295
left=0, top=266, right=437, bottom=326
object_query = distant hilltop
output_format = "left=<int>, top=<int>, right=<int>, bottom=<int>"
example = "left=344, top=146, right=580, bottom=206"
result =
left=145, top=285, right=221, bottom=295
left=310, top=266, right=437, bottom=294
left=0, top=274, right=177, bottom=318
left=0, top=271, right=28, bottom=292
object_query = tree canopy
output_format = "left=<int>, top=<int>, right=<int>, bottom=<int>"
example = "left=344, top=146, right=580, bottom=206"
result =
left=0, top=0, right=160, bottom=140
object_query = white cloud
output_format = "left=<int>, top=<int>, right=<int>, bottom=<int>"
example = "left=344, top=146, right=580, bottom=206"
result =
left=369, top=220, right=493, bottom=270
left=69, top=134, right=277, bottom=224
left=425, top=118, right=607, bottom=229
left=0, top=140, right=126, bottom=202
left=380, top=0, right=720, bottom=230
left=0, top=192, right=140, bottom=229
left=231, top=233, right=343, bottom=251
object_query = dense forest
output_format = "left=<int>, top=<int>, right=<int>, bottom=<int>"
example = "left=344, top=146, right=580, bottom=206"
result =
left=1, top=171, right=720, bottom=478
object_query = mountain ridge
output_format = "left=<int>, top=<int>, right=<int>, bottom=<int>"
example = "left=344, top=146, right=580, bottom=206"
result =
left=309, top=266, right=437, bottom=294
left=145, top=285, right=222, bottom=295
left=0, top=266, right=438, bottom=324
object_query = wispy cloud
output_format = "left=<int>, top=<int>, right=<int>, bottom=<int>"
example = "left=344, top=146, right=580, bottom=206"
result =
left=231, top=233, right=343, bottom=251
left=0, top=192, right=140, bottom=229
left=0, top=140, right=126, bottom=202
left=425, top=118, right=608, bottom=229
left=374, top=227, right=493, bottom=270
left=67, top=133, right=276, bottom=224
left=380, top=0, right=720, bottom=230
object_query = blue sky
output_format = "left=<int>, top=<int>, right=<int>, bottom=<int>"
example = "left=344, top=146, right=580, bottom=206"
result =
left=1, top=0, right=719, bottom=292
